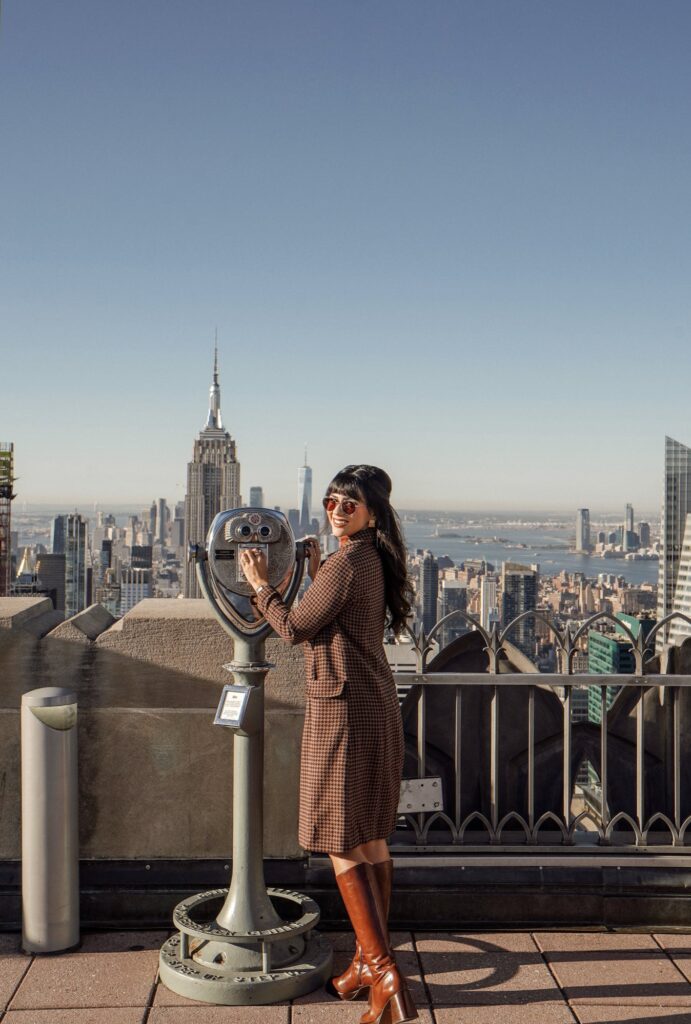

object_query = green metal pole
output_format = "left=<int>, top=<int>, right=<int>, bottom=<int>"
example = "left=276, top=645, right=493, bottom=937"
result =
left=215, top=636, right=282, bottom=939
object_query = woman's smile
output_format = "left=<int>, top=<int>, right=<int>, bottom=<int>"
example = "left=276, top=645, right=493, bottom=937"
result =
left=326, top=492, right=371, bottom=538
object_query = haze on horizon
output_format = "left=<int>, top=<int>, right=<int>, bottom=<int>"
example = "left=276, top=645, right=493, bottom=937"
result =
left=2, top=1, right=690, bottom=511
left=14, top=498, right=661, bottom=523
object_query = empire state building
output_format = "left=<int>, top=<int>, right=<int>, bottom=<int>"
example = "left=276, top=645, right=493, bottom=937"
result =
left=183, top=349, right=241, bottom=597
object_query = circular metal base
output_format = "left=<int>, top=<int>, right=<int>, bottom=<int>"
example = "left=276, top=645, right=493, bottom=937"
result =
left=173, top=886, right=320, bottom=949
left=159, top=929, right=333, bottom=1004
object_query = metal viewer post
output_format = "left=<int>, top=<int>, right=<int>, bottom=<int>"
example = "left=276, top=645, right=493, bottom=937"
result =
left=159, top=508, right=332, bottom=1004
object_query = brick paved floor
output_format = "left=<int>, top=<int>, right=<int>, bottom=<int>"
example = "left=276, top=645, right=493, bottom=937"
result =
left=3, top=930, right=691, bottom=1023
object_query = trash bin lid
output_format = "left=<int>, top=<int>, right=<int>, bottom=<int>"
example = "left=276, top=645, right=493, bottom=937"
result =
left=22, top=687, right=78, bottom=708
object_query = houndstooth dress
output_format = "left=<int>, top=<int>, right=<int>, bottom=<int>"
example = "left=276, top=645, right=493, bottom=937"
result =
left=255, top=527, right=404, bottom=853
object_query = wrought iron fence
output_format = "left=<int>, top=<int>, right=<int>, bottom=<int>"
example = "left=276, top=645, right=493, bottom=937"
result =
left=391, top=609, right=691, bottom=853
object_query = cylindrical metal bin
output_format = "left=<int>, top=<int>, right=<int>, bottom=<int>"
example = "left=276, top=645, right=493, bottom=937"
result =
left=21, top=687, right=79, bottom=953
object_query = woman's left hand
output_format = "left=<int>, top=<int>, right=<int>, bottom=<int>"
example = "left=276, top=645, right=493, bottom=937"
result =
left=240, top=548, right=269, bottom=591
left=304, top=536, right=321, bottom=580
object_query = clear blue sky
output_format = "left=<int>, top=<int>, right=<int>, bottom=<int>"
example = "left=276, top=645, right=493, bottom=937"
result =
left=1, top=0, right=689, bottom=513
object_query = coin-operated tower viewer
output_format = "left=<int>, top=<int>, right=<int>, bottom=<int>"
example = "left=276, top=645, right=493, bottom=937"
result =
left=159, top=508, right=333, bottom=1005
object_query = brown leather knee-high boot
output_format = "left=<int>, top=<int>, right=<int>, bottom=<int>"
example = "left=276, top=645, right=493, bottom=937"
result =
left=326, top=859, right=393, bottom=1000
left=330, top=862, right=416, bottom=1024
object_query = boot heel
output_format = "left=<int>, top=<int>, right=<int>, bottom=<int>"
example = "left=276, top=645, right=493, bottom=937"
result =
left=387, top=985, right=417, bottom=1024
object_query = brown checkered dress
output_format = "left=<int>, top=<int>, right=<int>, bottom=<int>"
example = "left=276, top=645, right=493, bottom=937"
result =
left=255, top=527, right=404, bottom=853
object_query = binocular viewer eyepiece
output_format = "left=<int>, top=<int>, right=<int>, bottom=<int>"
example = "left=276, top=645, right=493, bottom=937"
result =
left=190, top=507, right=307, bottom=639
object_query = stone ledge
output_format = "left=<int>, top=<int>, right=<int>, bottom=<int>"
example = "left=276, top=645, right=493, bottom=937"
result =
left=48, top=603, right=116, bottom=643
left=93, top=598, right=306, bottom=709
left=113, top=598, right=223, bottom=621
left=0, top=596, right=54, bottom=630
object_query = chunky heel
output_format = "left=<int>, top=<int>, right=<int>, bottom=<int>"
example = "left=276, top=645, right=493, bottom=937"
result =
left=387, top=984, right=418, bottom=1024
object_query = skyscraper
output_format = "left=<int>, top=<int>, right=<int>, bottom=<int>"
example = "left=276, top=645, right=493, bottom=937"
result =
left=0, top=443, right=15, bottom=597
left=288, top=509, right=300, bottom=535
left=439, top=580, right=468, bottom=647
left=501, top=562, right=538, bottom=660
left=657, top=436, right=691, bottom=649
left=172, top=504, right=185, bottom=554
left=480, top=576, right=499, bottom=631
left=51, top=515, right=66, bottom=554
left=575, top=509, right=590, bottom=553
left=623, top=503, right=635, bottom=552
left=35, top=552, right=66, bottom=611
left=419, top=551, right=439, bottom=634
left=249, top=487, right=264, bottom=508
left=625, top=503, right=634, bottom=533
left=120, top=567, right=152, bottom=615
left=156, top=498, right=168, bottom=547
left=131, top=545, right=153, bottom=568
left=183, top=348, right=241, bottom=597
left=99, top=539, right=112, bottom=575
left=298, top=448, right=312, bottom=536
left=14, top=547, right=37, bottom=592
left=669, top=513, right=691, bottom=647
left=61, top=514, right=89, bottom=618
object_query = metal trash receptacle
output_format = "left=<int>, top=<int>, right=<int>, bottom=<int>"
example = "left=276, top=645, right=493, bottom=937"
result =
left=21, top=687, right=79, bottom=953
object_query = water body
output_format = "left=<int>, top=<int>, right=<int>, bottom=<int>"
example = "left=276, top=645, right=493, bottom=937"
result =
left=402, top=521, right=659, bottom=587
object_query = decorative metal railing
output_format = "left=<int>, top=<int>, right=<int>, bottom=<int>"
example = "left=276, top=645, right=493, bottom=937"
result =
left=391, top=609, right=691, bottom=853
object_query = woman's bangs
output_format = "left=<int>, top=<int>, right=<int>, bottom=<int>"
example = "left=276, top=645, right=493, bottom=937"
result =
left=326, top=473, right=364, bottom=502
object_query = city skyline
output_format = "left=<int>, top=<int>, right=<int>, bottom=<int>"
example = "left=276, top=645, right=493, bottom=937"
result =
left=3, top=3, right=691, bottom=507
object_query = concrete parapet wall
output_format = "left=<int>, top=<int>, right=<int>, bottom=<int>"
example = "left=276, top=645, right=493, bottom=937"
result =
left=93, top=599, right=307, bottom=710
left=0, top=597, right=308, bottom=861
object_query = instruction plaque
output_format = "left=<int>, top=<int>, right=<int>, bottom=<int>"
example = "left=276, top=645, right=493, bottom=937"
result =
left=214, top=684, right=252, bottom=729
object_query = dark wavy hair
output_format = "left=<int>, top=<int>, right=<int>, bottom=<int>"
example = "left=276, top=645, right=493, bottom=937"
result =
left=325, top=464, right=413, bottom=635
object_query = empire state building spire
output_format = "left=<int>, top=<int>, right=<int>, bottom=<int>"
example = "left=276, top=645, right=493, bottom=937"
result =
left=204, top=344, right=223, bottom=432
left=183, top=338, right=241, bottom=596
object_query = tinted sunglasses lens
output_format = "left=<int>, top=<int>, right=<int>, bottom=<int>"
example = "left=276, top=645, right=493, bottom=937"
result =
left=323, top=497, right=358, bottom=515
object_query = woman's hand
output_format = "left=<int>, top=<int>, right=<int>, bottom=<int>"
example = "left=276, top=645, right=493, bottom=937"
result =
left=304, top=536, right=321, bottom=580
left=240, top=548, right=269, bottom=591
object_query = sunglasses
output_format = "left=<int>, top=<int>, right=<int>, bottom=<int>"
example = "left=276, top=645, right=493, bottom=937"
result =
left=322, top=495, right=363, bottom=515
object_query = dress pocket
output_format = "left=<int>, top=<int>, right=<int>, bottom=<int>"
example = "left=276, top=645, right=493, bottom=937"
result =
left=305, top=676, right=347, bottom=699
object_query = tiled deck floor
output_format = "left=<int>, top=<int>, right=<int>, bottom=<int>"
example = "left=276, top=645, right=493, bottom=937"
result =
left=3, top=929, right=691, bottom=1023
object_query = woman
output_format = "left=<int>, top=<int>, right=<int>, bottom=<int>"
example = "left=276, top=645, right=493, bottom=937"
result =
left=240, top=464, right=417, bottom=1024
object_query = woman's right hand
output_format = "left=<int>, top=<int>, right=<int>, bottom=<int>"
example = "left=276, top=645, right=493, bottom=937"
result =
left=304, top=536, right=321, bottom=580
left=240, top=548, right=269, bottom=591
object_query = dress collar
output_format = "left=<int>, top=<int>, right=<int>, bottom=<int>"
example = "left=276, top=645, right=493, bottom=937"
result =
left=343, top=526, right=377, bottom=546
